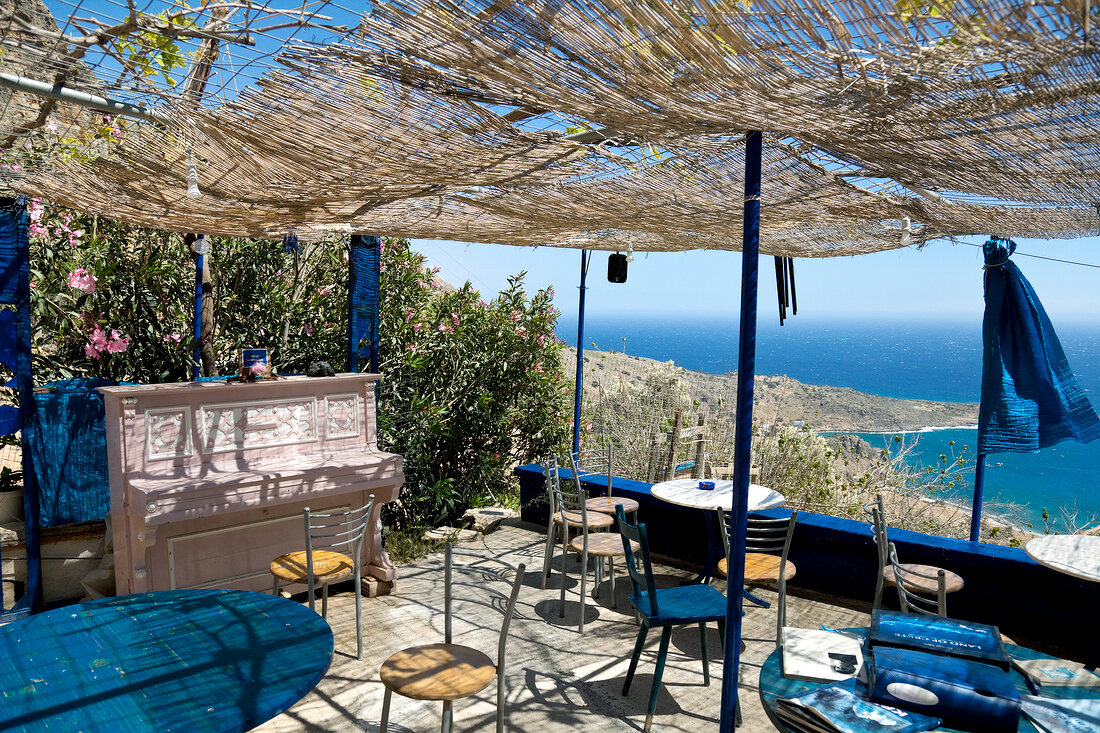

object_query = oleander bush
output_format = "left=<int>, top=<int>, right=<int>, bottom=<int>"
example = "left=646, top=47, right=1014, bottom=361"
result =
left=15, top=202, right=571, bottom=532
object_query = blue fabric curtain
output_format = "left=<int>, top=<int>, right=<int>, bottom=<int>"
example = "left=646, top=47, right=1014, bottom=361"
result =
left=31, top=379, right=114, bottom=527
left=978, top=237, right=1100, bottom=454
left=346, top=235, right=381, bottom=373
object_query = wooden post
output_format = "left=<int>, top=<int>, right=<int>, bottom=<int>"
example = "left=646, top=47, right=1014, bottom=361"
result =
left=646, top=432, right=660, bottom=483
left=665, top=410, right=683, bottom=480
left=692, top=414, right=707, bottom=478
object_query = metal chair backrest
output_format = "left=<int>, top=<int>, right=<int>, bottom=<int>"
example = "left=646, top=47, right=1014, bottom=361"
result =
left=717, top=508, right=798, bottom=562
left=303, top=494, right=376, bottom=596
left=572, top=445, right=614, bottom=497
left=548, top=455, right=590, bottom=533
left=615, top=505, right=660, bottom=618
left=888, top=542, right=947, bottom=617
left=863, top=493, right=889, bottom=610
left=444, top=543, right=526, bottom=670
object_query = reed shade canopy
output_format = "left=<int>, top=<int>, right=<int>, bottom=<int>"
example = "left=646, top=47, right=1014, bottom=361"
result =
left=1, top=0, right=1100, bottom=254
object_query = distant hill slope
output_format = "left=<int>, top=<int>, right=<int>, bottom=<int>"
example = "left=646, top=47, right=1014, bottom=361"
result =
left=562, top=347, right=978, bottom=433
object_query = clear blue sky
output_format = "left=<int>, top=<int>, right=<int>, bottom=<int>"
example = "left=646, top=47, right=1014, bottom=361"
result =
left=411, top=235, right=1100, bottom=326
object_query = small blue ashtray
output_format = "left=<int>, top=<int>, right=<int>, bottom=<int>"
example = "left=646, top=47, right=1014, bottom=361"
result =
left=698, top=481, right=715, bottom=491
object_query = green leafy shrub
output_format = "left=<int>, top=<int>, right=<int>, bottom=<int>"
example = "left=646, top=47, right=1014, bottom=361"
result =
left=19, top=203, right=571, bottom=532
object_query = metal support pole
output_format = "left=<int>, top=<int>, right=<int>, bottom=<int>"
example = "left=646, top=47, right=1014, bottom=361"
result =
left=572, top=250, right=590, bottom=456
left=191, top=238, right=204, bottom=381
left=970, top=453, right=986, bottom=541
left=0, top=72, right=167, bottom=124
left=720, top=131, right=763, bottom=732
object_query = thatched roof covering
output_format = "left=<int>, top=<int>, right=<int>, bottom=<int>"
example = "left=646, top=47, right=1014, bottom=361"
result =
left=1, top=0, right=1098, bottom=254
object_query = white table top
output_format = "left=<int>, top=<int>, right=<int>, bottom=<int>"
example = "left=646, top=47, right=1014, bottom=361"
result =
left=1026, top=534, right=1100, bottom=583
left=650, top=478, right=785, bottom=512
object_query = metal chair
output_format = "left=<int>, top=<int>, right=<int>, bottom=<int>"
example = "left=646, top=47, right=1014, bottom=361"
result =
left=543, top=455, right=631, bottom=634
left=269, top=494, right=375, bottom=659
left=571, top=445, right=640, bottom=522
left=717, top=508, right=798, bottom=643
left=616, top=506, right=728, bottom=732
left=889, top=541, right=948, bottom=616
left=864, top=493, right=963, bottom=613
left=379, top=543, right=525, bottom=733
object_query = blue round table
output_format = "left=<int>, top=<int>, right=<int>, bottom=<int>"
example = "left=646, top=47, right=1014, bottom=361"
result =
left=0, top=588, right=333, bottom=732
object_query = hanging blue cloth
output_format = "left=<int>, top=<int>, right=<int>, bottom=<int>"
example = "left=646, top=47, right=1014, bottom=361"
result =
left=978, top=237, right=1100, bottom=454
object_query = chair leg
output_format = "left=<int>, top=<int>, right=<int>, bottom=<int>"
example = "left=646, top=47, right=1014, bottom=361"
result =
left=496, top=667, right=506, bottom=733
left=609, top=557, right=617, bottom=609
left=645, top=627, right=674, bottom=732
left=579, top=544, right=589, bottom=635
left=699, top=623, right=710, bottom=686
left=380, top=687, right=392, bottom=733
left=321, top=583, right=329, bottom=619
left=623, top=624, right=650, bottom=695
left=541, top=521, right=556, bottom=590
left=355, top=575, right=364, bottom=660
left=559, top=526, right=569, bottom=619
left=441, top=700, right=453, bottom=733
left=271, top=576, right=279, bottom=597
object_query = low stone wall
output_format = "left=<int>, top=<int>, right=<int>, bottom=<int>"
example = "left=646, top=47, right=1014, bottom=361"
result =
left=2, top=520, right=106, bottom=606
left=515, top=463, right=1100, bottom=664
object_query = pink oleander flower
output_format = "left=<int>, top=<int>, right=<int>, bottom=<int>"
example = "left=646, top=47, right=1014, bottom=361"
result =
left=106, top=330, right=130, bottom=354
left=88, top=327, right=108, bottom=349
left=68, top=229, right=84, bottom=247
left=538, top=334, right=546, bottom=347
left=318, top=286, right=332, bottom=296
left=84, top=343, right=102, bottom=359
left=534, top=362, right=544, bottom=373
left=67, top=268, right=97, bottom=293
left=511, top=311, right=521, bottom=322
left=250, top=362, right=267, bottom=376
left=413, top=322, right=422, bottom=333
left=451, top=313, right=460, bottom=327
left=162, top=330, right=182, bottom=343
left=514, top=326, right=526, bottom=337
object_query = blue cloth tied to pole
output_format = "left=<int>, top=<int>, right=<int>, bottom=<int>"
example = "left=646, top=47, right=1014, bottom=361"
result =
left=978, top=237, right=1100, bottom=455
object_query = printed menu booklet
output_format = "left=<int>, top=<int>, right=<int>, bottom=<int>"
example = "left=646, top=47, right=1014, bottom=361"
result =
left=869, top=609, right=1010, bottom=670
left=1012, top=657, right=1100, bottom=689
left=776, top=679, right=941, bottom=733
left=1021, top=696, right=1100, bottom=733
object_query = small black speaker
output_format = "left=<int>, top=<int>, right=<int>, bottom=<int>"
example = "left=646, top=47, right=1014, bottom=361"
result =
left=608, top=253, right=628, bottom=283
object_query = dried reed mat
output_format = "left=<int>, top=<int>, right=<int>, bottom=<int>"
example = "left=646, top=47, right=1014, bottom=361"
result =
left=2, top=0, right=1099, bottom=253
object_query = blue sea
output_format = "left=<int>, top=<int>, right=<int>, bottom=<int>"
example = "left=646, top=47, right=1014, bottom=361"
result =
left=556, top=313, right=1100, bottom=531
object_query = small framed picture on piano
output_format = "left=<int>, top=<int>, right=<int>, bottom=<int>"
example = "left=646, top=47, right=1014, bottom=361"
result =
left=239, top=348, right=269, bottom=379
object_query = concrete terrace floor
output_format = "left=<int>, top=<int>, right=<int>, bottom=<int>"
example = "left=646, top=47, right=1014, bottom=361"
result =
left=257, top=520, right=869, bottom=733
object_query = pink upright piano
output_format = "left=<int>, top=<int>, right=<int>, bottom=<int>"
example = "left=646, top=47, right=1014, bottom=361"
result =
left=99, top=373, right=404, bottom=595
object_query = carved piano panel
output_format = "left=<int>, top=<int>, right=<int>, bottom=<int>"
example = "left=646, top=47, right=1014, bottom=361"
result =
left=100, top=374, right=404, bottom=595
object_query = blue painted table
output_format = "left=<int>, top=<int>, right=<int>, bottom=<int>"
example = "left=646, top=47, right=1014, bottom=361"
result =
left=759, top=628, right=1093, bottom=732
left=0, top=588, right=334, bottom=732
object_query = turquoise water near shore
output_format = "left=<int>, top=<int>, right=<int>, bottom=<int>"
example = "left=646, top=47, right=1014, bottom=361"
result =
left=556, top=314, right=1100, bottom=531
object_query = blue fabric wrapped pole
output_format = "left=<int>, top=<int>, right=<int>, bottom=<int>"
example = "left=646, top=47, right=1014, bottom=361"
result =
left=978, top=237, right=1100, bottom=454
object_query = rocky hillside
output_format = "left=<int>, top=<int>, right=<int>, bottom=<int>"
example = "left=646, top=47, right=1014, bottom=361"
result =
left=563, top=347, right=978, bottom=433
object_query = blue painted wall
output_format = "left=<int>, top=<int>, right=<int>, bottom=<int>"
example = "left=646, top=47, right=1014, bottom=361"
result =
left=515, top=463, right=1100, bottom=663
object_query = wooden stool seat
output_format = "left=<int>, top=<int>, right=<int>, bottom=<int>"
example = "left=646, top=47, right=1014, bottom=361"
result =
left=554, top=509, right=614, bottom=531
left=717, top=552, right=797, bottom=584
left=884, top=563, right=964, bottom=594
left=570, top=533, right=637, bottom=558
left=380, top=642, right=496, bottom=701
left=269, top=549, right=354, bottom=584
left=585, top=496, right=640, bottom=515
